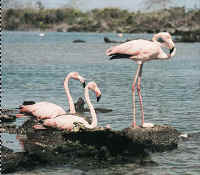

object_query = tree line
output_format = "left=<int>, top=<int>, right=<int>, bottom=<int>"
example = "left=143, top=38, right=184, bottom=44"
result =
left=2, top=7, right=200, bottom=35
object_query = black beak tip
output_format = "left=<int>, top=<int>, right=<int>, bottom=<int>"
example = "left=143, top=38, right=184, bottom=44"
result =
left=170, top=47, right=175, bottom=54
left=97, top=95, right=101, bottom=102
left=82, top=82, right=86, bottom=88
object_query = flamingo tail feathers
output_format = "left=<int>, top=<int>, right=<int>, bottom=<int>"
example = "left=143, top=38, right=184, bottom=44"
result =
left=109, top=54, right=131, bottom=60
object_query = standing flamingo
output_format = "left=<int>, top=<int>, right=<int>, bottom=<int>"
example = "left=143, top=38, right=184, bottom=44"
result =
left=19, top=72, right=86, bottom=120
left=106, top=32, right=176, bottom=128
left=33, top=82, right=101, bottom=131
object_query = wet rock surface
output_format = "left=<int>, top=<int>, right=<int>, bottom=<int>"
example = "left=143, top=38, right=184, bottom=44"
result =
left=1, top=101, right=180, bottom=174
left=74, top=97, right=85, bottom=113
left=74, top=97, right=113, bottom=113
left=104, top=37, right=131, bottom=44
left=1, top=116, right=180, bottom=174
left=0, top=109, right=18, bottom=122
left=1, top=148, right=29, bottom=174
left=73, top=39, right=86, bottom=43
left=174, top=30, right=200, bottom=42
left=0, top=101, right=35, bottom=123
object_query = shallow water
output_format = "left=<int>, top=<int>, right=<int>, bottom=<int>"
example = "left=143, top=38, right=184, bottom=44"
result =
left=2, top=31, right=200, bottom=174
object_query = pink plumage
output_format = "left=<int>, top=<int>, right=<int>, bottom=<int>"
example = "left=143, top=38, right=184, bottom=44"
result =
left=106, top=32, right=176, bottom=64
left=106, top=32, right=176, bottom=128
left=18, top=72, right=85, bottom=120
left=33, top=82, right=101, bottom=131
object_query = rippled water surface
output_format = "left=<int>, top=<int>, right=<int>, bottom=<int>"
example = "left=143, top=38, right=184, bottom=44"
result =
left=2, top=31, right=200, bottom=175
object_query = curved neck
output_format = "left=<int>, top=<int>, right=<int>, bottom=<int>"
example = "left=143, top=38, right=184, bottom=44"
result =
left=84, top=87, right=97, bottom=129
left=64, top=75, right=75, bottom=114
left=152, top=35, right=173, bottom=60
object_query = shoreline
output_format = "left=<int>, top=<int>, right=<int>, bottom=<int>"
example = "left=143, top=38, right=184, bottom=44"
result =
left=3, top=30, right=200, bottom=43
left=2, top=7, right=200, bottom=42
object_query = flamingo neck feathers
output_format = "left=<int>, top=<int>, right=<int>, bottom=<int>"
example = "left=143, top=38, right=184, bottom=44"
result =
left=64, top=75, right=75, bottom=114
left=84, top=87, right=97, bottom=129
left=152, top=33, right=176, bottom=60
left=152, top=39, right=171, bottom=60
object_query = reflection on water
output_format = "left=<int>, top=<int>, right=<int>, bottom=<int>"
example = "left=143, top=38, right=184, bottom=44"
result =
left=2, top=31, right=200, bottom=175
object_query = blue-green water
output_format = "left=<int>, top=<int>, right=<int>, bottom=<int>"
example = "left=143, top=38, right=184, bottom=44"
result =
left=2, top=31, right=200, bottom=174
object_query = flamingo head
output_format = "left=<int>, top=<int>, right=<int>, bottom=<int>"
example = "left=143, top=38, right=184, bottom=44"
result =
left=69, top=72, right=86, bottom=88
left=152, top=32, right=176, bottom=57
left=87, top=82, right=102, bottom=102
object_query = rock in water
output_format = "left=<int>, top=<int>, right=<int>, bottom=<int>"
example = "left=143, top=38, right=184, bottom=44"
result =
left=2, top=124, right=180, bottom=173
left=74, top=97, right=85, bottom=113
left=22, top=101, right=36, bottom=105
left=122, top=125, right=180, bottom=152
left=0, top=109, right=19, bottom=122
left=63, top=125, right=179, bottom=154
left=1, top=146, right=24, bottom=174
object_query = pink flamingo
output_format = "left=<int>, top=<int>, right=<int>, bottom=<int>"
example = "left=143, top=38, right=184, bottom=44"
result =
left=18, top=72, right=86, bottom=120
left=106, top=32, right=176, bottom=128
left=33, top=82, right=101, bottom=131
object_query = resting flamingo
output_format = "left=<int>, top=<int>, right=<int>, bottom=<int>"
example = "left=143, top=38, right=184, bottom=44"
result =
left=18, top=72, right=86, bottom=120
left=106, top=32, right=176, bottom=128
left=33, top=81, right=101, bottom=131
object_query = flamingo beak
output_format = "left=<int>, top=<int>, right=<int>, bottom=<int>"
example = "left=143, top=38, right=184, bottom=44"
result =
left=82, top=82, right=86, bottom=88
left=169, top=46, right=176, bottom=57
left=97, top=95, right=101, bottom=102
left=170, top=47, right=175, bottom=54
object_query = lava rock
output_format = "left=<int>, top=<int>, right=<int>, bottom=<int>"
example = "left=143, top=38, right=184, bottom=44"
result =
left=73, top=39, right=86, bottom=43
left=1, top=146, right=24, bottom=174
left=0, top=109, right=18, bottom=122
left=74, top=97, right=112, bottom=113
left=2, top=123, right=180, bottom=174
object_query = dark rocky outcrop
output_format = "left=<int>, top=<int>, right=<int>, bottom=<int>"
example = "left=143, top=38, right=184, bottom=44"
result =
left=22, top=101, right=36, bottom=105
left=73, top=39, right=86, bottom=43
left=2, top=124, right=178, bottom=173
left=1, top=146, right=25, bottom=174
left=1, top=101, right=180, bottom=174
left=74, top=97, right=85, bottom=113
left=104, top=37, right=124, bottom=43
left=174, top=30, right=200, bottom=42
left=63, top=125, right=179, bottom=153
left=73, top=97, right=112, bottom=113
left=104, top=37, right=131, bottom=44
left=0, top=101, right=35, bottom=123
left=1, top=119, right=180, bottom=174
left=0, top=109, right=18, bottom=122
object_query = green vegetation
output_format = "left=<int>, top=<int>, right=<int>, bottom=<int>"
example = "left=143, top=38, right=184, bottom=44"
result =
left=2, top=7, right=200, bottom=36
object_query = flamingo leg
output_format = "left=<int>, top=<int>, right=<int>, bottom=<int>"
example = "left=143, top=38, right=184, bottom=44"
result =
left=132, top=64, right=142, bottom=128
left=137, top=64, right=144, bottom=126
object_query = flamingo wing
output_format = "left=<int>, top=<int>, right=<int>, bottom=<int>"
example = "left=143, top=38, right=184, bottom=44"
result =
left=43, top=115, right=89, bottom=131
left=20, top=102, right=66, bottom=119
left=106, top=39, right=161, bottom=61
left=106, top=40, right=140, bottom=56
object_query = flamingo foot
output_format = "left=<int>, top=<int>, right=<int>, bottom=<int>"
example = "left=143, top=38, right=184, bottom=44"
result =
left=132, top=121, right=136, bottom=128
left=131, top=122, right=140, bottom=128
left=141, top=123, right=154, bottom=128
left=16, top=114, right=26, bottom=118
left=33, top=124, right=47, bottom=130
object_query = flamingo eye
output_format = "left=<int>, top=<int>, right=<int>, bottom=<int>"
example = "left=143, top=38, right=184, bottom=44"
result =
left=158, top=37, right=165, bottom=43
